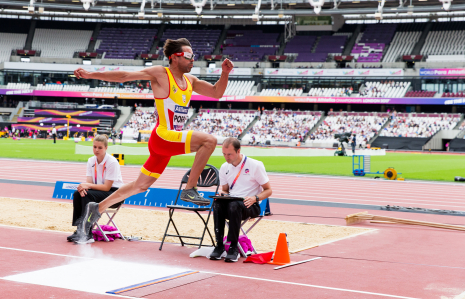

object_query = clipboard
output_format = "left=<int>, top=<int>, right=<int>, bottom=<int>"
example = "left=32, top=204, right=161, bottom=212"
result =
left=209, top=195, right=244, bottom=201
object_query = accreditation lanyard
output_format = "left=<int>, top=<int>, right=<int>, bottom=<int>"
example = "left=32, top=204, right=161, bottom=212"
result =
left=94, top=160, right=106, bottom=184
left=230, top=156, right=247, bottom=190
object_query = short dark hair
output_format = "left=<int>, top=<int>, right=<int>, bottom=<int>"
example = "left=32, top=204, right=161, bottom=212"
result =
left=163, top=38, right=192, bottom=65
left=223, top=137, right=241, bottom=152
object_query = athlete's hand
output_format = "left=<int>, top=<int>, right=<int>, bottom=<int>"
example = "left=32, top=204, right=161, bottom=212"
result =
left=222, top=59, right=234, bottom=74
left=74, top=68, right=92, bottom=80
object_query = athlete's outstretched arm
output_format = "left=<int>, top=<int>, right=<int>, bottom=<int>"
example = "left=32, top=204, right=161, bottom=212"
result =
left=190, top=59, right=234, bottom=99
left=74, top=65, right=163, bottom=83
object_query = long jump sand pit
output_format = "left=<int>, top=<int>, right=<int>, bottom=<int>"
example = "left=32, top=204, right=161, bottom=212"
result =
left=0, top=197, right=372, bottom=252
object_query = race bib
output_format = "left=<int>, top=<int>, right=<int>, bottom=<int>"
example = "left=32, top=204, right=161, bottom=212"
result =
left=173, top=105, right=189, bottom=131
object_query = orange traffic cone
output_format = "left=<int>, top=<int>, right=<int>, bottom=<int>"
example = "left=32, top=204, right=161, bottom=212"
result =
left=267, top=233, right=292, bottom=265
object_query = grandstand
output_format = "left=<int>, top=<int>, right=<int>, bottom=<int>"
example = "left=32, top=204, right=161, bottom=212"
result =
left=380, top=113, right=460, bottom=138
left=0, top=32, right=27, bottom=63
left=32, top=29, right=92, bottom=58
left=187, top=109, right=256, bottom=141
left=246, top=110, right=321, bottom=144
left=222, top=30, right=279, bottom=61
left=308, top=87, right=353, bottom=97
left=421, top=22, right=465, bottom=59
left=161, top=27, right=221, bottom=60
left=96, top=27, right=157, bottom=59
left=307, top=112, right=388, bottom=147
left=358, top=82, right=410, bottom=98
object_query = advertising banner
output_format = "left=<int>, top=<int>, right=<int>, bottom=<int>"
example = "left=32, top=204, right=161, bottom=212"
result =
left=2, top=88, right=464, bottom=105
left=2, top=62, right=201, bottom=75
left=419, top=68, right=465, bottom=76
left=17, top=117, right=100, bottom=125
left=12, top=124, right=94, bottom=132
left=34, top=109, right=115, bottom=117
left=205, top=68, right=252, bottom=76
left=216, top=95, right=465, bottom=105
left=264, top=68, right=404, bottom=77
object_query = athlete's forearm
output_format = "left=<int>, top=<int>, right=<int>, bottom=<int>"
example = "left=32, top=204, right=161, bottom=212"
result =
left=87, top=71, right=132, bottom=83
left=212, top=72, right=229, bottom=98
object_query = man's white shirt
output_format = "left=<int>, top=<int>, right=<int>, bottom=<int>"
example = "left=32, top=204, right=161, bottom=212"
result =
left=52, top=128, right=57, bottom=135
left=219, top=155, right=269, bottom=199
left=86, top=153, right=124, bottom=188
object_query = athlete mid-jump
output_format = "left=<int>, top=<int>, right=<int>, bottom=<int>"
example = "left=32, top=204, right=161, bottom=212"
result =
left=73, top=38, right=234, bottom=243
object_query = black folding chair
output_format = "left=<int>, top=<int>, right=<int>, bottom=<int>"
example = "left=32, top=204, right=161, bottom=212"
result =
left=159, top=164, right=219, bottom=250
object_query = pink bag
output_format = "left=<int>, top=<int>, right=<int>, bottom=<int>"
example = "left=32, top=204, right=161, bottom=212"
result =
left=92, top=225, right=121, bottom=241
left=223, top=235, right=254, bottom=253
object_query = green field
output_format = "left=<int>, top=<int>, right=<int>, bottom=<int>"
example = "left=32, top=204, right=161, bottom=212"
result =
left=0, top=138, right=464, bottom=182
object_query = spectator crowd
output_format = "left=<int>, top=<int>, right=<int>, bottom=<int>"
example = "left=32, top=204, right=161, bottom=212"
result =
left=248, top=111, right=320, bottom=143
left=381, top=115, right=460, bottom=137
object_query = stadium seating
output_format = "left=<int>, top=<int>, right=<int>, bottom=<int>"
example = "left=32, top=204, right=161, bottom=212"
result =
left=0, top=32, right=27, bottom=63
left=382, top=23, right=425, bottom=63
left=352, top=24, right=397, bottom=63
left=247, top=111, right=321, bottom=143
left=7, top=83, right=30, bottom=90
left=123, top=108, right=157, bottom=138
left=223, top=81, right=255, bottom=96
left=380, top=114, right=460, bottom=137
left=222, top=30, right=279, bottom=61
left=285, top=33, right=348, bottom=62
left=358, top=81, right=410, bottom=98
left=308, top=112, right=388, bottom=146
left=161, top=28, right=221, bottom=59
left=32, top=29, right=92, bottom=58
left=421, top=22, right=465, bottom=57
left=442, top=92, right=465, bottom=97
left=187, top=110, right=256, bottom=139
left=96, top=27, right=158, bottom=59
left=284, top=35, right=318, bottom=61
left=405, top=91, right=437, bottom=97
left=308, top=87, right=353, bottom=97
left=314, top=35, right=348, bottom=56
left=260, top=88, right=303, bottom=97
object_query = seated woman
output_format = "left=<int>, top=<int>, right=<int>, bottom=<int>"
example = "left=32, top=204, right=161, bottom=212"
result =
left=67, top=134, right=124, bottom=243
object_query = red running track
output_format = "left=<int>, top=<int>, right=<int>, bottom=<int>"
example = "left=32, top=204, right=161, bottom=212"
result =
left=1, top=158, right=465, bottom=210
left=1, top=158, right=465, bottom=298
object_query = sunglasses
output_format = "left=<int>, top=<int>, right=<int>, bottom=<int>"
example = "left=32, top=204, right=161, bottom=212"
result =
left=171, top=52, right=195, bottom=61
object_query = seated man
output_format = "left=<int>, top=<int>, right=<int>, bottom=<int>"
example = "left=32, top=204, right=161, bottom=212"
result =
left=210, top=137, right=272, bottom=262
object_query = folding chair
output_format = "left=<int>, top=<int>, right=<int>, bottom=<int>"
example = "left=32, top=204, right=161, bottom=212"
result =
left=92, top=201, right=126, bottom=242
left=159, top=164, right=219, bottom=250
left=225, top=211, right=263, bottom=257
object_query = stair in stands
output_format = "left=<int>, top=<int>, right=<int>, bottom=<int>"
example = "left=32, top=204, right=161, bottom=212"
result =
left=368, top=118, right=391, bottom=145
left=238, top=115, right=259, bottom=141
left=86, top=23, right=102, bottom=52
left=411, top=22, right=432, bottom=55
left=183, top=109, right=198, bottom=130
left=149, top=23, right=166, bottom=54
left=303, top=114, right=326, bottom=142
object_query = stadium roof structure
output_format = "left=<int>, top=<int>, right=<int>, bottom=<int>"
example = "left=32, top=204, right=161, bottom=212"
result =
left=1, top=0, right=465, bottom=20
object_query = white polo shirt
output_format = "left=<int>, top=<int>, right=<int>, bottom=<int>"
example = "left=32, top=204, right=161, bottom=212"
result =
left=219, top=155, right=269, bottom=198
left=86, top=153, right=124, bottom=188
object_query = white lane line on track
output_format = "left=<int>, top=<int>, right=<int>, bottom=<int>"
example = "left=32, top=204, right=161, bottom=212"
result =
left=200, top=271, right=419, bottom=299
left=0, top=245, right=416, bottom=299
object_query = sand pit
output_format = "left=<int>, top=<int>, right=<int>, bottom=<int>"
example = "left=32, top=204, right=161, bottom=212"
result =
left=0, top=197, right=372, bottom=252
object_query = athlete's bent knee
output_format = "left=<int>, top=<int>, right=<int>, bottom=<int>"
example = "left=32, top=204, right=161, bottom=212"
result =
left=205, top=134, right=217, bottom=149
